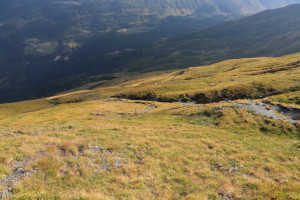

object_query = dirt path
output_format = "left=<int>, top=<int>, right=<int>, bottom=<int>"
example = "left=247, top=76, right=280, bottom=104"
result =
left=134, top=102, right=157, bottom=113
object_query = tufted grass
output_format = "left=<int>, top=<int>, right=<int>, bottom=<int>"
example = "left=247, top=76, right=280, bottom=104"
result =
left=0, top=53, right=299, bottom=199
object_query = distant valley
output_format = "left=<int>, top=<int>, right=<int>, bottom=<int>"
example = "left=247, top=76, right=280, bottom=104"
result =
left=0, top=0, right=300, bottom=102
left=0, top=1, right=300, bottom=198
left=114, top=4, right=300, bottom=72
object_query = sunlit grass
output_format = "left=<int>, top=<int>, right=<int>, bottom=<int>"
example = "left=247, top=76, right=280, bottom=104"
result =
left=0, top=53, right=299, bottom=199
left=119, top=53, right=300, bottom=102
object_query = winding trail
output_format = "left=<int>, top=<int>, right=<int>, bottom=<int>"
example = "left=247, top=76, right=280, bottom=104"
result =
left=134, top=102, right=158, bottom=113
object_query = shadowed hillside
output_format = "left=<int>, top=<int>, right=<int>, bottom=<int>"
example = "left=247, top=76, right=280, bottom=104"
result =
left=113, top=4, right=300, bottom=72
left=1, top=2, right=300, bottom=103
left=46, top=52, right=299, bottom=105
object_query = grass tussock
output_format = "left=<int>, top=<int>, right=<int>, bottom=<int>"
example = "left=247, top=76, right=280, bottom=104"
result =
left=266, top=91, right=300, bottom=109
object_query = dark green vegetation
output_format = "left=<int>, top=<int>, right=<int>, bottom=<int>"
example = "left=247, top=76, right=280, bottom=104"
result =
left=1, top=1, right=300, bottom=103
left=117, top=4, right=300, bottom=72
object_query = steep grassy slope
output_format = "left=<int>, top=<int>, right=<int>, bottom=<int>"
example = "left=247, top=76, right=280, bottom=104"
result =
left=0, top=53, right=299, bottom=199
left=25, top=52, right=299, bottom=107
left=40, top=53, right=300, bottom=105
left=97, top=53, right=299, bottom=103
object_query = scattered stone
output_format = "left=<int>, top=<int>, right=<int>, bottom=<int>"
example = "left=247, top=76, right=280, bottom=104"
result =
left=211, top=164, right=225, bottom=172
left=218, top=192, right=239, bottom=200
left=173, top=101, right=195, bottom=106
left=229, top=166, right=239, bottom=173
left=90, top=111, right=105, bottom=117
left=0, top=156, right=39, bottom=198
left=98, top=158, right=125, bottom=171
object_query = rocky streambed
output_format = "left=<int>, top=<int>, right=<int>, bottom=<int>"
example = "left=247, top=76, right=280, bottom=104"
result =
left=233, top=100, right=299, bottom=124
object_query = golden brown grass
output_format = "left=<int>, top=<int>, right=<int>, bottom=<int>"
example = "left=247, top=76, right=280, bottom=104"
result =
left=36, top=53, right=300, bottom=106
left=118, top=53, right=300, bottom=103
left=265, top=91, right=300, bottom=109
left=0, top=53, right=299, bottom=199
left=0, top=96, right=299, bottom=199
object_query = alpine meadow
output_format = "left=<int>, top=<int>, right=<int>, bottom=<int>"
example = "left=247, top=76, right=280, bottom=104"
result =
left=0, top=1, right=300, bottom=200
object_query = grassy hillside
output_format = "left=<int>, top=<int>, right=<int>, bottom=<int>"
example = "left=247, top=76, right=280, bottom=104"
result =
left=103, top=53, right=300, bottom=103
left=0, top=53, right=299, bottom=199
left=39, top=52, right=300, bottom=105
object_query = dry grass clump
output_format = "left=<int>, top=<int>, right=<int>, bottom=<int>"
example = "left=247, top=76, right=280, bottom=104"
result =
left=266, top=91, right=300, bottom=109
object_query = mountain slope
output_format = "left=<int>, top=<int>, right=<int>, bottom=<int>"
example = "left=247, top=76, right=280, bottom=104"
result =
left=49, top=52, right=300, bottom=105
left=1, top=0, right=297, bottom=70
left=1, top=2, right=300, bottom=103
left=0, top=53, right=299, bottom=199
left=114, top=4, right=300, bottom=72
left=121, top=53, right=300, bottom=103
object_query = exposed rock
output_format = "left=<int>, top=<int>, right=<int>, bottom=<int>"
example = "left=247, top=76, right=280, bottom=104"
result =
left=233, top=101, right=298, bottom=124
left=0, top=156, right=38, bottom=199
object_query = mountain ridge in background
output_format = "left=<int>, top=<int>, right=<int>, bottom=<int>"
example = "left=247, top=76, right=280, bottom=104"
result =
left=115, top=3, right=300, bottom=72
left=0, top=1, right=300, bottom=102
left=0, top=2, right=300, bottom=198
